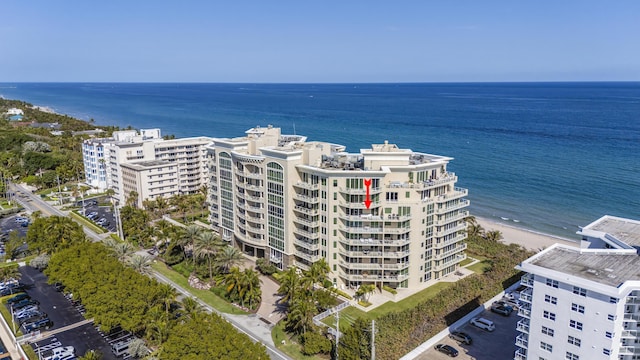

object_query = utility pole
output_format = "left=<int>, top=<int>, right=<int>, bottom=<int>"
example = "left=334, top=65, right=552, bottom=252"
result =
left=371, top=320, right=375, bottom=360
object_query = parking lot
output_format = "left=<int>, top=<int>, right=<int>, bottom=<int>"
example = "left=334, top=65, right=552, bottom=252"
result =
left=416, top=307, right=519, bottom=360
left=77, top=200, right=117, bottom=233
left=17, top=266, right=120, bottom=359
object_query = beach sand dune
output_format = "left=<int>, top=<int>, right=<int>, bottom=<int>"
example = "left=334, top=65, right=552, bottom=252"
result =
left=476, top=217, right=579, bottom=251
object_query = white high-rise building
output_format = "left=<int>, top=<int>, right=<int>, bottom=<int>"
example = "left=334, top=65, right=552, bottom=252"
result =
left=514, top=215, right=640, bottom=360
left=207, top=125, right=469, bottom=291
left=82, top=129, right=212, bottom=207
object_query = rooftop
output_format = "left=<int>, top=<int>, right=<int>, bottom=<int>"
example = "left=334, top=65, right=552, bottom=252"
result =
left=582, top=215, right=640, bottom=247
left=122, top=160, right=171, bottom=170
left=531, top=245, right=640, bottom=287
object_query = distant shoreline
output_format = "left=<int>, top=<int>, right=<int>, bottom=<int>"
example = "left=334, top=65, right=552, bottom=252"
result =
left=477, top=216, right=579, bottom=252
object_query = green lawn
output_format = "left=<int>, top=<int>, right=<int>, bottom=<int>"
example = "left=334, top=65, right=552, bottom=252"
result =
left=151, top=262, right=247, bottom=315
left=272, top=321, right=324, bottom=360
left=0, top=295, right=24, bottom=336
left=467, top=260, right=492, bottom=274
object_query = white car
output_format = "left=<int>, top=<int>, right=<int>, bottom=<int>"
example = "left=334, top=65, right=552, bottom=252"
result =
left=470, top=317, right=495, bottom=332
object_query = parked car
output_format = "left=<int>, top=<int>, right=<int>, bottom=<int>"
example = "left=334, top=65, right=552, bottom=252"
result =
left=96, top=218, right=107, bottom=225
left=14, top=305, right=40, bottom=317
left=10, top=298, right=40, bottom=310
left=435, top=344, right=459, bottom=357
left=7, top=293, right=30, bottom=304
left=17, top=312, right=47, bottom=325
left=470, top=317, right=495, bottom=332
left=87, top=212, right=98, bottom=220
left=1, top=284, right=24, bottom=296
left=21, top=317, right=53, bottom=332
left=449, top=331, right=472, bottom=345
left=491, top=304, right=513, bottom=316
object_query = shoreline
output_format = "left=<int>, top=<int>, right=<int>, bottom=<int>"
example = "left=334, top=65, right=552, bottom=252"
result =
left=476, top=216, right=579, bottom=251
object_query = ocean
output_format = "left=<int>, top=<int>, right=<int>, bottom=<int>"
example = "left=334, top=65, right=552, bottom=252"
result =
left=1, top=82, right=639, bottom=240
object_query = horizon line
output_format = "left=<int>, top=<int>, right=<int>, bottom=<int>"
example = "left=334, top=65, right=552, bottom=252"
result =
left=1, top=80, right=640, bottom=85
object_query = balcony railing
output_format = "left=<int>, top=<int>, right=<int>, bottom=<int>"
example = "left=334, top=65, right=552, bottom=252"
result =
left=516, top=319, right=530, bottom=334
left=293, top=182, right=320, bottom=190
left=294, top=206, right=319, bottom=216
left=339, top=260, right=409, bottom=270
left=514, top=348, right=527, bottom=360
left=519, top=289, right=533, bottom=303
left=294, top=239, right=320, bottom=251
left=293, top=217, right=320, bottom=227
left=434, top=211, right=468, bottom=226
left=521, top=274, right=534, bottom=287
left=338, top=238, right=412, bottom=247
left=432, top=254, right=466, bottom=271
left=293, top=193, right=320, bottom=203
left=518, top=307, right=531, bottom=318
left=295, top=250, right=321, bottom=263
left=293, top=228, right=320, bottom=239
left=433, top=244, right=467, bottom=260
left=338, top=270, right=409, bottom=282
left=514, top=334, right=528, bottom=348
left=434, top=223, right=466, bottom=237
left=338, top=186, right=382, bottom=195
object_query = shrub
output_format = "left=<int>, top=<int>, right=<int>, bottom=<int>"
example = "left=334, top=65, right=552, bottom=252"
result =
left=30, top=254, right=51, bottom=271
left=382, top=285, right=397, bottom=295
left=301, top=331, right=332, bottom=355
left=255, top=258, right=277, bottom=275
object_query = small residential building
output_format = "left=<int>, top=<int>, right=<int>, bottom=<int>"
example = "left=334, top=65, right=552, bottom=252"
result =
left=514, top=215, right=640, bottom=360
left=207, top=125, right=469, bottom=291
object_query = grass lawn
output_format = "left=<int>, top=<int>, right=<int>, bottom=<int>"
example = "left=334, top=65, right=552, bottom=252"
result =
left=458, top=257, right=474, bottom=267
left=323, top=281, right=456, bottom=328
left=0, top=295, right=24, bottom=336
left=69, top=211, right=106, bottom=234
left=467, top=260, right=492, bottom=274
left=151, top=262, right=247, bottom=315
left=272, top=321, right=325, bottom=360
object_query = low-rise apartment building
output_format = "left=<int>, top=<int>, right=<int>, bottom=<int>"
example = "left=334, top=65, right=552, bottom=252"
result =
left=207, top=125, right=469, bottom=291
left=515, top=215, right=640, bottom=360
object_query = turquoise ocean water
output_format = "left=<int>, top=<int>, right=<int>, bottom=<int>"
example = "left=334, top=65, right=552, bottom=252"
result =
left=1, top=82, right=639, bottom=240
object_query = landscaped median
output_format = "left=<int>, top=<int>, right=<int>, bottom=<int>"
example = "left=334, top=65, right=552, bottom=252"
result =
left=151, top=262, right=247, bottom=315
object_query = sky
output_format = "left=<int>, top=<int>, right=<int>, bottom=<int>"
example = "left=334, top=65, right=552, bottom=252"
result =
left=1, top=1, right=639, bottom=83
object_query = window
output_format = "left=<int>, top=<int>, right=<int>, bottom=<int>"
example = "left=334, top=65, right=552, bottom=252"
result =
left=546, top=279, right=559, bottom=288
left=545, top=295, right=558, bottom=304
left=567, top=335, right=581, bottom=347
left=572, top=286, right=586, bottom=297
left=543, top=311, right=556, bottom=321
left=610, top=297, right=618, bottom=304
left=569, top=320, right=583, bottom=331
left=603, top=349, right=611, bottom=356
left=540, top=342, right=553, bottom=352
left=541, top=326, right=554, bottom=337
left=571, top=303, right=585, bottom=314
left=565, top=352, right=579, bottom=360
left=605, top=331, right=613, bottom=338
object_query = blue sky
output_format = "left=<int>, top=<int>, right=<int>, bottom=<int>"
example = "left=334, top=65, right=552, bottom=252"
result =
left=1, top=1, right=639, bottom=82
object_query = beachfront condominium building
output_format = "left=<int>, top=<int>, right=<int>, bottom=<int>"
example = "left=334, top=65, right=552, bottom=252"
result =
left=514, top=215, right=640, bottom=360
left=82, top=129, right=212, bottom=207
left=206, top=125, right=469, bottom=291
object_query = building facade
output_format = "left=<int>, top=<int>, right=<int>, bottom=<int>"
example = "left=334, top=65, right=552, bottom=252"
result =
left=514, top=216, right=640, bottom=360
left=83, top=129, right=211, bottom=207
left=207, top=125, right=469, bottom=291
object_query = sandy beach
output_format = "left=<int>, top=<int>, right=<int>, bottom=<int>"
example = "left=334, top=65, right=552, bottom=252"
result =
left=476, top=217, right=579, bottom=251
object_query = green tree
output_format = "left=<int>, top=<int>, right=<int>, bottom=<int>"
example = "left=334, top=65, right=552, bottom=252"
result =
left=194, top=231, right=223, bottom=280
left=78, top=350, right=102, bottom=360
left=214, top=247, right=244, bottom=274
left=128, top=254, right=153, bottom=275
left=484, top=230, right=504, bottom=242
left=338, top=318, right=372, bottom=360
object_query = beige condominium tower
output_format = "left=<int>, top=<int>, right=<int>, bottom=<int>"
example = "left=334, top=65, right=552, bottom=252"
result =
left=207, top=125, right=469, bottom=291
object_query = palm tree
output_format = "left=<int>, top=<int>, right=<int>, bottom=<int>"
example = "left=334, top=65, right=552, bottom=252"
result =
left=304, top=258, right=330, bottom=287
left=219, top=267, right=261, bottom=309
left=180, top=225, right=202, bottom=264
left=194, top=231, right=224, bottom=280
left=103, top=238, right=135, bottom=262
left=180, top=297, right=205, bottom=320
left=154, top=283, right=178, bottom=315
left=467, top=223, right=484, bottom=238
left=78, top=350, right=103, bottom=360
left=128, top=254, right=153, bottom=275
left=214, top=247, right=244, bottom=274
left=277, top=267, right=301, bottom=305
left=484, top=230, right=504, bottom=242
left=154, top=195, right=169, bottom=217
left=286, top=296, right=316, bottom=334
left=126, top=190, right=139, bottom=208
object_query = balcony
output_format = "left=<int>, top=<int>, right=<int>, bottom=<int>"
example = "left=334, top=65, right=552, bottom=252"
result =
left=339, top=260, right=409, bottom=270
left=520, top=274, right=534, bottom=288
left=246, top=226, right=264, bottom=235
left=338, top=270, right=409, bottom=282
left=339, top=214, right=385, bottom=222
left=434, top=223, right=466, bottom=237
left=619, top=347, right=640, bottom=355
left=295, top=250, right=321, bottom=262
left=514, top=348, right=527, bottom=360
left=514, top=334, right=528, bottom=349
left=338, top=238, right=411, bottom=247
left=437, top=187, right=468, bottom=201
left=293, top=217, right=320, bottom=227
left=383, top=227, right=411, bottom=235
left=516, top=319, right=530, bottom=334
left=293, top=228, right=320, bottom=239
left=294, top=206, right=319, bottom=216
left=338, top=186, right=382, bottom=195
left=621, top=330, right=640, bottom=338
left=518, top=307, right=531, bottom=319
left=434, top=211, right=468, bottom=226
left=245, top=193, right=263, bottom=202
left=624, top=314, right=640, bottom=321
left=294, top=182, right=320, bottom=190
left=339, top=200, right=381, bottom=209
left=340, top=225, right=383, bottom=234
left=293, top=193, right=320, bottom=204
left=627, top=296, right=640, bottom=304
left=433, top=244, right=467, bottom=260
left=341, top=249, right=410, bottom=258
left=433, top=254, right=466, bottom=271
left=294, top=239, right=320, bottom=251
left=519, top=289, right=533, bottom=303
left=440, top=199, right=470, bottom=212
left=382, top=214, right=412, bottom=222
left=433, top=233, right=466, bottom=248
left=293, top=260, right=310, bottom=271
